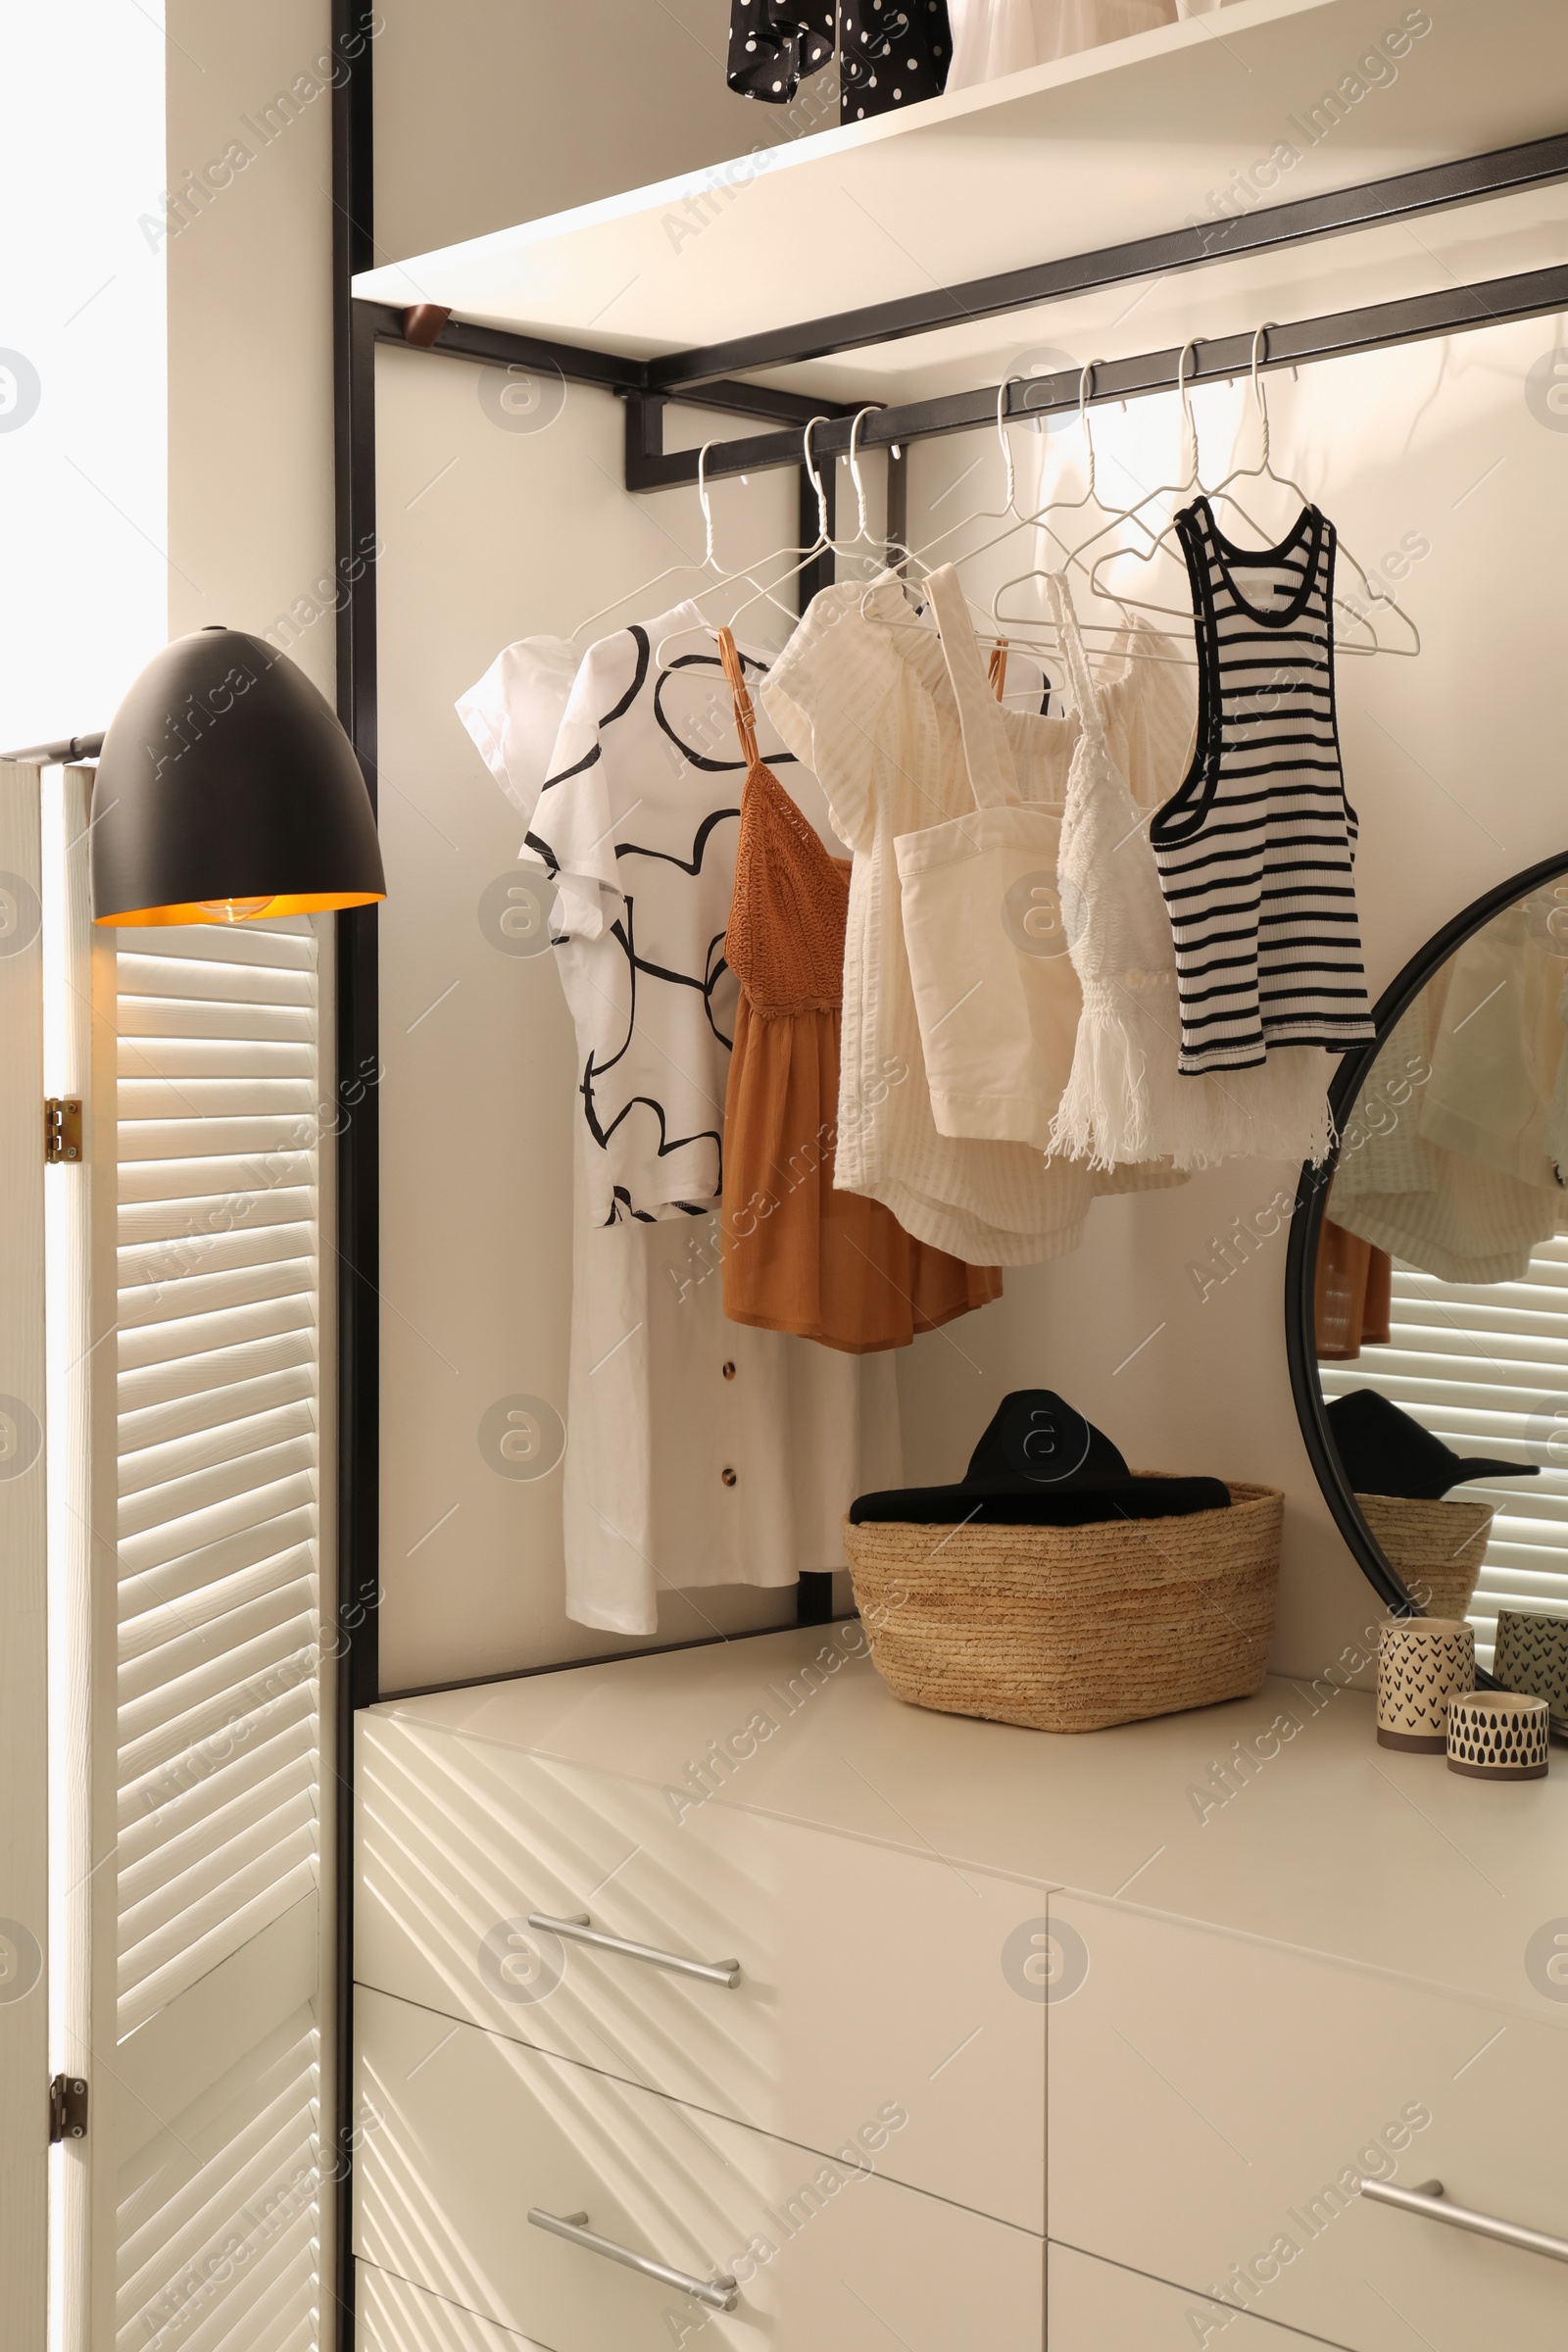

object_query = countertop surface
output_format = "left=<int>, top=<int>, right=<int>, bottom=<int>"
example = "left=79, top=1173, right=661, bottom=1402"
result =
left=376, top=1624, right=1568, bottom=2020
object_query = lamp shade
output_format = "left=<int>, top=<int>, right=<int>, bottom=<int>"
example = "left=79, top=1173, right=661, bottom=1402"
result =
left=90, top=626, right=386, bottom=925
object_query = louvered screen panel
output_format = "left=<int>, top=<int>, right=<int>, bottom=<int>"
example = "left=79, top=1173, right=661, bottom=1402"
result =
left=111, top=919, right=323, bottom=2352
left=115, top=921, right=321, bottom=2037
left=115, top=2007, right=320, bottom=2352
left=1320, top=1238, right=1568, bottom=1668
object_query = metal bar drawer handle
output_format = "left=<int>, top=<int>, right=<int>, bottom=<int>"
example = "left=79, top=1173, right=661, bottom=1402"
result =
left=528, top=2207, right=739, bottom=2310
left=1361, top=2178, right=1568, bottom=2265
left=527, top=1911, right=740, bottom=1988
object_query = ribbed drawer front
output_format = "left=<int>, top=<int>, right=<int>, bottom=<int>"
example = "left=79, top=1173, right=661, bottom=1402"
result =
left=1047, top=1894, right=1568, bottom=2350
left=1048, top=2244, right=1340, bottom=2348
left=355, top=1986, right=1045, bottom=2352
left=357, top=1714, right=1045, bottom=2228
left=358, top=2261, right=545, bottom=2349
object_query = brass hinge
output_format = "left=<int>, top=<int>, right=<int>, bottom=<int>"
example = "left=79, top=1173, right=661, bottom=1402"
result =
left=44, top=1098, right=82, bottom=1164
left=49, top=2074, right=88, bottom=2143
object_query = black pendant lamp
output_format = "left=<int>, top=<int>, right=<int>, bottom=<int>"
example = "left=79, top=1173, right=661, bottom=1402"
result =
left=90, top=626, right=385, bottom=925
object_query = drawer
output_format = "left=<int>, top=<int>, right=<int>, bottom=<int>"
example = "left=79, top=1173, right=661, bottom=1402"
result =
left=358, top=1713, right=1045, bottom=2227
left=1047, top=2244, right=1340, bottom=2349
left=1047, top=1893, right=1568, bottom=2351
left=356, top=1985, right=1045, bottom=2352
left=359, top=2262, right=545, bottom=2350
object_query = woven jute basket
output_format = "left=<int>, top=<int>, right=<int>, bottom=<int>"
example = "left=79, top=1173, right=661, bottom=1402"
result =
left=1353, top=1493, right=1493, bottom=1620
left=841, top=1482, right=1283, bottom=1736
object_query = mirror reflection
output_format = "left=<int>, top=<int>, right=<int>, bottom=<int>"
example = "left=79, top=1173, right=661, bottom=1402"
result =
left=1312, top=875, right=1568, bottom=1731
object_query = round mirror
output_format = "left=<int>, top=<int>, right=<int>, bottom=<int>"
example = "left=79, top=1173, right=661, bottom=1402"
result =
left=1286, top=855, right=1568, bottom=1738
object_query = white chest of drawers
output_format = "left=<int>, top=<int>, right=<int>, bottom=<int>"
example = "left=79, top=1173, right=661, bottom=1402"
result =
left=354, top=1623, right=1568, bottom=2350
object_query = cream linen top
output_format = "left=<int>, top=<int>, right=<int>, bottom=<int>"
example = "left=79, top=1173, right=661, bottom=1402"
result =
left=761, top=574, right=1196, bottom=1264
left=1332, top=932, right=1568, bottom=1288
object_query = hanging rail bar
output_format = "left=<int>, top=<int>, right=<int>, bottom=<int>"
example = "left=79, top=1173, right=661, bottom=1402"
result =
left=360, top=300, right=856, bottom=428
left=646, top=130, right=1568, bottom=390
left=623, top=261, right=1568, bottom=491
left=0, top=734, right=104, bottom=764
left=363, top=301, right=643, bottom=390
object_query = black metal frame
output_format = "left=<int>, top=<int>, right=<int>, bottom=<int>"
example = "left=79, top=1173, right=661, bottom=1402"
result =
left=327, top=31, right=1568, bottom=2340
left=1282, top=852, right=1568, bottom=1635
left=329, top=8, right=377, bottom=2348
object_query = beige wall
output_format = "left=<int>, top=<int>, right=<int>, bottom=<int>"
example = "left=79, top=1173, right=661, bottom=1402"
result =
left=163, top=6, right=1568, bottom=1695
left=165, top=3, right=338, bottom=695
left=374, top=0, right=772, bottom=260
left=163, top=2, right=762, bottom=669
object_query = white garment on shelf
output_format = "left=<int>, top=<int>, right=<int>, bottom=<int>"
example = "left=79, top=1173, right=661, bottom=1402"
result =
left=893, top=564, right=1082, bottom=1148
left=1045, top=570, right=1335, bottom=1171
left=1330, top=1151, right=1559, bottom=1287
left=458, top=616, right=902, bottom=1637
left=760, top=572, right=1191, bottom=1265
left=1331, top=982, right=1564, bottom=1286
left=1418, top=908, right=1559, bottom=1189
left=1332, top=998, right=1440, bottom=1199
left=456, top=633, right=580, bottom=823
left=946, top=0, right=1177, bottom=88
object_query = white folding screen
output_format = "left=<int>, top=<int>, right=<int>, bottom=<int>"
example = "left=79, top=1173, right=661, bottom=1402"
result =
left=0, top=763, right=50, bottom=2345
left=41, top=764, right=116, bottom=2352
left=100, top=915, right=330, bottom=2352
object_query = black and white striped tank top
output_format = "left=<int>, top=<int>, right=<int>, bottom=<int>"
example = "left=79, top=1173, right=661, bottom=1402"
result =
left=1150, top=497, right=1375, bottom=1075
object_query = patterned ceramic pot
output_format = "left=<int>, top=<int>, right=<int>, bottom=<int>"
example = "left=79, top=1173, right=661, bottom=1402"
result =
left=1492, top=1611, right=1568, bottom=1722
left=1446, top=1690, right=1550, bottom=1781
left=1376, top=1618, right=1475, bottom=1753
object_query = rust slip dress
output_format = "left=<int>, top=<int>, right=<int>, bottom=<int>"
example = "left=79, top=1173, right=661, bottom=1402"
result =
left=716, top=628, right=1002, bottom=1351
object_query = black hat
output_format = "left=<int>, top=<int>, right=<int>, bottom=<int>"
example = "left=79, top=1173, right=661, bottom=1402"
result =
left=849, top=1391, right=1232, bottom=1526
left=1326, top=1388, right=1540, bottom=1501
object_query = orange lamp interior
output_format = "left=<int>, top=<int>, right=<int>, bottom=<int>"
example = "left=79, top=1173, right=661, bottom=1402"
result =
left=95, top=891, right=385, bottom=927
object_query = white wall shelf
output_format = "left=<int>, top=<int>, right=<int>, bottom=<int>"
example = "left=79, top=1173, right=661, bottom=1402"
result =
left=353, top=0, right=1568, bottom=403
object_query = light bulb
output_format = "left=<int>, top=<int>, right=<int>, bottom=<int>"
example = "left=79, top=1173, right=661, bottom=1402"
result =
left=197, top=896, right=273, bottom=923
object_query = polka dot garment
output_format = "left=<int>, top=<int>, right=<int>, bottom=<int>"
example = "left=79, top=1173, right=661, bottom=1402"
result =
left=726, top=3, right=835, bottom=102
left=841, top=0, right=952, bottom=119
left=726, top=3, right=953, bottom=118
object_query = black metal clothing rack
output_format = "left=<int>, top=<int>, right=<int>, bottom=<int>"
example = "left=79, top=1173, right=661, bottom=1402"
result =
left=333, top=122, right=1568, bottom=1676
left=305, top=5, right=1568, bottom=2334
left=334, top=126, right=1568, bottom=1653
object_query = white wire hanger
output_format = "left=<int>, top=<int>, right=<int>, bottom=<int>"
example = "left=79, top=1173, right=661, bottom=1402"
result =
left=861, top=369, right=1188, bottom=675
left=652, top=405, right=912, bottom=669
left=1065, top=338, right=1214, bottom=593
left=857, top=377, right=1055, bottom=630
left=647, top=434, right=838, bottom=666
left=985, top=361, right=1189, bottom=663
left=1085, top=329, right=1420, bottom=659
left=722, top=401, right=911, bottom=642
left=572, top=435, right=807, bottom=650
left=838, top=406, right=892, bottom=564
left=884, top=373, right=1042, bottom=582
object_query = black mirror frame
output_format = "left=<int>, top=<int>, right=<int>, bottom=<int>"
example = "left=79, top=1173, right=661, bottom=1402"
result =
left=1284, top=850, right=1568, bottom=1643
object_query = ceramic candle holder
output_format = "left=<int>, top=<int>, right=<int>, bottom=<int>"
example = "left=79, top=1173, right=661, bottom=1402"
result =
left=1492, top=1611, right=1568, bottom=1722
left=1446, top=1690, right=1550, bottom=1781
left=1376, top=1618, right=1475, bottom=1752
